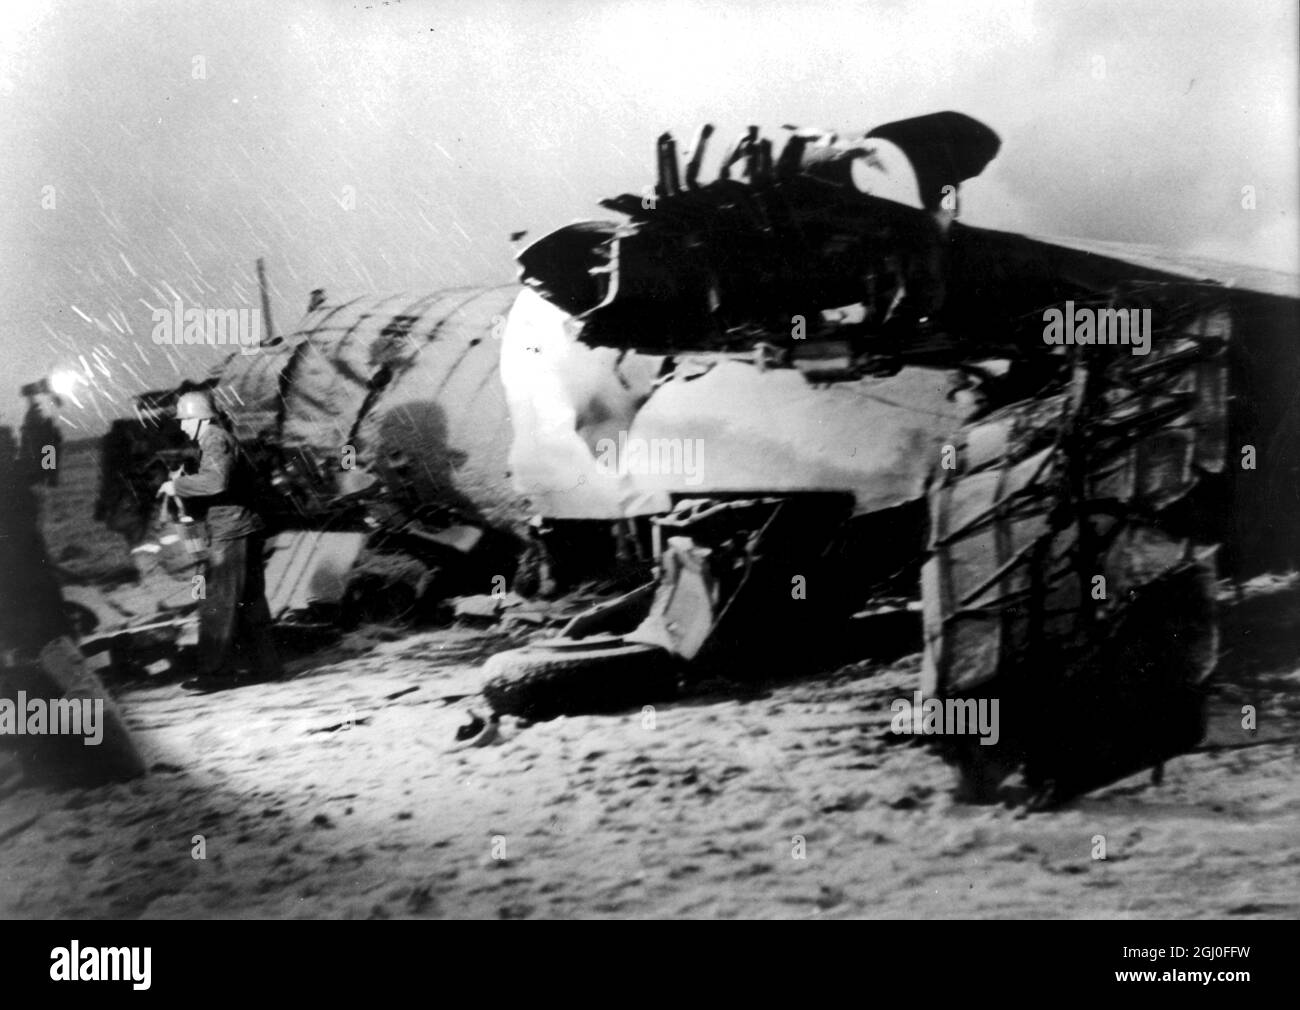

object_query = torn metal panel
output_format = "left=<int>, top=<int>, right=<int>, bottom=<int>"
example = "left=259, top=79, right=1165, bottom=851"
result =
left=627, top=495, right=855, bottom=665
left=628, top=536, right=721, bottom=661
left=264, top=530, right=367, bottom=620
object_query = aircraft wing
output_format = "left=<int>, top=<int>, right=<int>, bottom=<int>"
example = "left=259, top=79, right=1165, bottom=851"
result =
left=962, top=226, right=1300, bottom=301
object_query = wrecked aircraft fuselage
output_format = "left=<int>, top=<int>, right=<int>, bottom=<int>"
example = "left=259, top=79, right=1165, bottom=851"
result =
left=496, top=111, right=1299, bottom=803
left=499, top=286, right=983, bottom=521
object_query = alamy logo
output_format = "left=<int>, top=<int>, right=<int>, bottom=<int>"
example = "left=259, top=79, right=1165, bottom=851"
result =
left=151, top=298, right=262, bottom=355
left=890, top=690, right=1000, bottom=746
left=594, top=431, right=705, bottom=486
left=1042, top=300, right=1151, bottom=356
left=0, top=693, right=104, bottom=745
left=50, top=942, right=151, bottom=990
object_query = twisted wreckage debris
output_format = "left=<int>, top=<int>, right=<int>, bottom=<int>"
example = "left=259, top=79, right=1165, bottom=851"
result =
left=81, top=111, right=1299, bottom=803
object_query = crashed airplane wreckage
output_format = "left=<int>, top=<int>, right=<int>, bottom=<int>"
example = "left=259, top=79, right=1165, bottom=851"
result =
left=489, top=110, right=1299, bottom=803
left=94, top=111, right=1298, bottom=803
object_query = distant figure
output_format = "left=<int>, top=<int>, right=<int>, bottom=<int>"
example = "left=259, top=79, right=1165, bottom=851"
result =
left=0, top=426, right=67, bottom=651
left=157, top=390, right=282, bottom=692
left=307, top=288, right=326, bottom=312
left=18, top=382, right=62, bottom=487
left=0, top=425, right=146, bottom=787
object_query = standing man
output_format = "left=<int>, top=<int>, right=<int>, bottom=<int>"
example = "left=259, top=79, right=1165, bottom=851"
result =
left=158, top=389, right=282, bottom=692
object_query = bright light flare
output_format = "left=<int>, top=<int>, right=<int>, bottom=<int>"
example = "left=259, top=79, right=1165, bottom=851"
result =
left=48, top=367, right=85, bottom=405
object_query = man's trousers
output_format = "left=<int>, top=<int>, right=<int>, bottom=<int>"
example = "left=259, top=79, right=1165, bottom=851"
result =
left=197, top=535, right=282, bottom=681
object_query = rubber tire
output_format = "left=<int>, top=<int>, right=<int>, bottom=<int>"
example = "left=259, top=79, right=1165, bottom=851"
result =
left=483, top=642, right=678, bottom=721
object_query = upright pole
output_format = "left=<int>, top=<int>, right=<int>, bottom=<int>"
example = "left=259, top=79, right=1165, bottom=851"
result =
left=256, top=257, right=276, bottom=346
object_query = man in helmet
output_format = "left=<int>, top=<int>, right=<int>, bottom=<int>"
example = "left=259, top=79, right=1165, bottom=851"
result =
left=158, top=389, right=282, bottom=692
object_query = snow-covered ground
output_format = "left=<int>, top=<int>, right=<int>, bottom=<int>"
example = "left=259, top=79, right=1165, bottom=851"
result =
left=2, top=441, right=1297, bottom=919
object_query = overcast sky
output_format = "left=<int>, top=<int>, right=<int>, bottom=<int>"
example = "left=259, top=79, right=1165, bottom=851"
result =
left=1, top=0, right=1296, bottom=433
